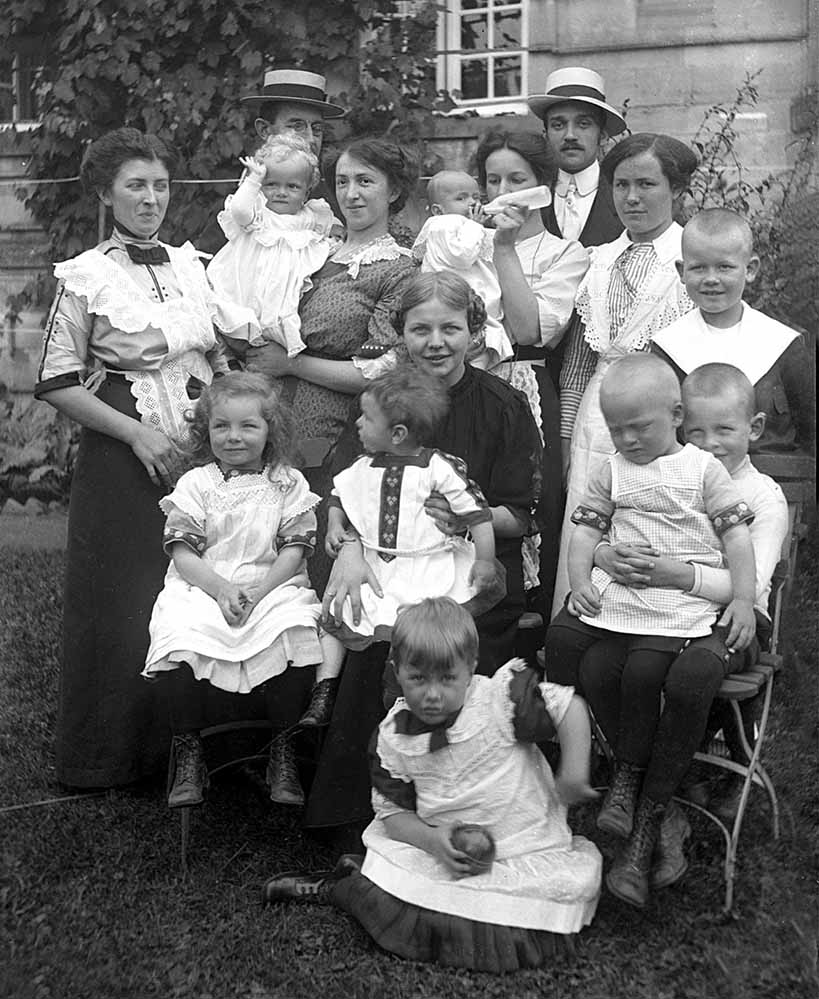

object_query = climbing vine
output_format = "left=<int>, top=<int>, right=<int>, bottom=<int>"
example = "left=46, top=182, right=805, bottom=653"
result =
left=0, top=0, right=403, bottom=256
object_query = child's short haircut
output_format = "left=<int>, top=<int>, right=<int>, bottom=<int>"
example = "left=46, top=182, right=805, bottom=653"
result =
left=255, top=132, right=320, bottom=190
left=683, top=363, right=756, bottom=420
left=683, top=208, right=754, bottom=256
left=390, top=597, right=479, bottom=674
left=362, top=364, right=450, bottom=445
left=425, top=169, right=477, bottom=208
left=600, top=352, right=681, bottom=405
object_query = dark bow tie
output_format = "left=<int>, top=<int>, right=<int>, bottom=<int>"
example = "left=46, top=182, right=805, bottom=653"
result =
left=393, top=707, right=462, bottom=751
left=124, top=243, right=170, bottom=266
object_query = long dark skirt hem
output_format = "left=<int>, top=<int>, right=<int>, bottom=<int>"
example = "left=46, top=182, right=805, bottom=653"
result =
left=56, top=378, right=170, bottom=788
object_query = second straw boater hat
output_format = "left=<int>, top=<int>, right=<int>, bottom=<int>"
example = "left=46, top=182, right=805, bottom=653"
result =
left=528, top=67, right=626, bottom=136
left=241, top=69, right=346, bottom=118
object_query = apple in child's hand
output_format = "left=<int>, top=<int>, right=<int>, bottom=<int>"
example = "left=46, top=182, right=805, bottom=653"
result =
left=450, top=823, right=496, bottom=870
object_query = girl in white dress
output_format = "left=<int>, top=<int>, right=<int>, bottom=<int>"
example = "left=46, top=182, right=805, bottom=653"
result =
left=143, top=373, right=344, bottom=809
left=324, top=365, right=500, bottom=648
left=206, top=133, right=340, bottom=358
left=262, top=598, right=601, bottom=972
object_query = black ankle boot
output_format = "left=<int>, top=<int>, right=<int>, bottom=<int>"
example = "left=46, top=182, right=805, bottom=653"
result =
left=298, top=678, right=339, bottom=728
left=596, top=761, right=644, bottom=837
left=606, top=795, right=665, bottom=908
left=167, top=733, right=208, bottom=808
left=266, top=733, right=304, bottom=806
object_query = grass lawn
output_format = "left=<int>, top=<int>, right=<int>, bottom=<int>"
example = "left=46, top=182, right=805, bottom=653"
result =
left=1, top=529, right=817, bottom=999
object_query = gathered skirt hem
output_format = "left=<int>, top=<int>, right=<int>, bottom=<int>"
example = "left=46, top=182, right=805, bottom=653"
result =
left=331, top=871, right=574, bottom=973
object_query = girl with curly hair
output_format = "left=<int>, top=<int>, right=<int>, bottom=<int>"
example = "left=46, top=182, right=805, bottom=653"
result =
left=143, top=372, right=344, bottom=809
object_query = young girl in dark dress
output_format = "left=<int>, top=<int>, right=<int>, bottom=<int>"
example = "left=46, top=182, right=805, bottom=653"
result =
left=303, top=272, right=543, bottom=832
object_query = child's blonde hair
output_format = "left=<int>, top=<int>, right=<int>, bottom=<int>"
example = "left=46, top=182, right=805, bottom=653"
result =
left=184, top=372, right=299, bottom=476
left=683, top=363, right=756, bottom=419
left=682, top=207, right=754, bottom=257
left=390, top=597, right=479, bottom=675
left=362, top=364, right=450, bottom=446
left=255, top=132, right=320, bottom=191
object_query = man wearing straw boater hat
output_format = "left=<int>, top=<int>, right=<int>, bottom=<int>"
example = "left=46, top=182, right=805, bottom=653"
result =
left=528, top=67, right=626, bottom=248
left=241, top=68, right=346, bottom=157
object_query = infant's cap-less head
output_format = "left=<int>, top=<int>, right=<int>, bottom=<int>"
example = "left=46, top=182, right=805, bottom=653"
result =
left=426, top=170, right=480, bottom=214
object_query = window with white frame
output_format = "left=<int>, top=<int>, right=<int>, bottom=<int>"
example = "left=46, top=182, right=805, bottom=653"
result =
left=437, top=0, right=529, bottom=110
left=0, top=36, right=52, bottom=123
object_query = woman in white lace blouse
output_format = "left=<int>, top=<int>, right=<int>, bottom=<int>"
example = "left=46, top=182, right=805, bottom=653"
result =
left=35, top=127, right=253, bottom=788
left=552, top=133, right=699, bottom=617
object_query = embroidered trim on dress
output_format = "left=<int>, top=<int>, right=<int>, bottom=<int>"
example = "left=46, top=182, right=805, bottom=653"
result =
left=711, top=502, right=754, bottom=535
left=125, top=350, right=212, bottom=442
left=377, top=464, right=404, bottom=563
left=162, top=527, right=206, bottom=556
left=571, top=505, right=611, bottom=532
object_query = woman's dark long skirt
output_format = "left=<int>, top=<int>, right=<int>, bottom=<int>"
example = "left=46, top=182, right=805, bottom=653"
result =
left=56, top=377, right=169, bottom=787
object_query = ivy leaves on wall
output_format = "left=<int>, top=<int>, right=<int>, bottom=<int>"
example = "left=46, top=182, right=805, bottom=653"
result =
left=0, top=0, right=398, bottom=257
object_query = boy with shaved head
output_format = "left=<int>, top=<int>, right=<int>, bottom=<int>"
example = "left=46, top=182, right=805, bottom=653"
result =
left=412, top=170, right=512, bottom=370
left=653, top=208, right=814, bottom=453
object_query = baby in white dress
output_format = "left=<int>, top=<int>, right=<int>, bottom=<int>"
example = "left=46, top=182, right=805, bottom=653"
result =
left=207, top=133, right=340, bottom=358
left=412, top=170, right=512, bottom=370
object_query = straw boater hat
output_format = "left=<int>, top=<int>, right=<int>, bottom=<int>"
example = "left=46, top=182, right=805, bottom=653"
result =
left=528, top=67, right=626, bottom=136
left=241, top=69, right=345, bottom=118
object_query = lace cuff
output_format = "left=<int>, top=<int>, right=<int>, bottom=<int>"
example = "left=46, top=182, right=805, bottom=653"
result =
left=352, top=349, right=400, bottom=380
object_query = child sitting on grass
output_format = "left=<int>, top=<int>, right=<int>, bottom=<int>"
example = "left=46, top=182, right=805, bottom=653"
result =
left=652, top=207, right=814, bottom=454
left=262, top=597, right=601, bottom=973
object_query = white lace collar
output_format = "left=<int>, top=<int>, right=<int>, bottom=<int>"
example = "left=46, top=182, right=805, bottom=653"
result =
left=332, top=233, right=411, bottom=278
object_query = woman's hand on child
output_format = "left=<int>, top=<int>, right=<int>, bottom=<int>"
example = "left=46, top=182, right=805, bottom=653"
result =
left=239, top=155, right=267, bottom=184
left=246, top=341, right=293, bottom=379
left=719, top=598, right=756, bottom=653
left=321, top=541, right=384, bottom=628
left=567, top=582, right=602, bottom=617
left=423, top=492, right=468, bottom=536
left=325, top=526, right=358, bottom=559
left=595, top=542, right=656, bottom=587
left=216, top=581, right=253, bottom=627
left=427, top=825, right=474, bottom=879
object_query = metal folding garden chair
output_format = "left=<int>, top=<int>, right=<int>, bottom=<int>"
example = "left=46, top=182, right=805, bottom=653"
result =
left=676, top=453, right=814, bottom=913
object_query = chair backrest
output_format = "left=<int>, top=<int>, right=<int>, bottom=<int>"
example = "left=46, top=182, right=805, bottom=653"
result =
left=751, top=453, right=815, bottom=656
